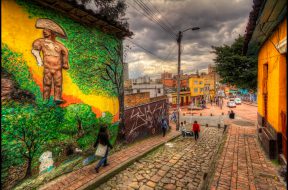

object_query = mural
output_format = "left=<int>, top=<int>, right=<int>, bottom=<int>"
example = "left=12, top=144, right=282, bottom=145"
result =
left=124, top=99, right=169, bottom=143
left=1, top=0, right=127, bottom=189
left=31, top=18, right=69, bottom=103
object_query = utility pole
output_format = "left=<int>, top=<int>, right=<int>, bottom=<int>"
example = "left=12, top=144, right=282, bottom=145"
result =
left=176, top=31, right=182, bottom=131
left=175, top=27, right=200, bottom=131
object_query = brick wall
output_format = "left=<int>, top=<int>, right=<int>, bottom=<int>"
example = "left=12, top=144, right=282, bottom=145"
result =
left=124, top=92, right=150, bottom=108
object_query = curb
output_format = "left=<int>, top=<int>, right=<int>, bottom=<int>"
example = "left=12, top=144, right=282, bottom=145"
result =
left=242, top=102, right=257, bottom=107
left=199, top=129, right=228, bottom=190
left=80, top=133, right=181, bottom=190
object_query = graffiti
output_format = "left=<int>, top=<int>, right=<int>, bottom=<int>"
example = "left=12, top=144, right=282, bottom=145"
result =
left=124, top=99, right=169, bottom=143
left=31, top=18, right=69, bottom=104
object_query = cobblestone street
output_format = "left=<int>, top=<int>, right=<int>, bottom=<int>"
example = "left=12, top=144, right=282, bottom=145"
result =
left=96, top=126, right=225, bottom=190
left=211, top=124, right=286, bottom=190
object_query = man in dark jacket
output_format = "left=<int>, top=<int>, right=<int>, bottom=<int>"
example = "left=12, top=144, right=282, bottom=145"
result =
left=94, top=126, right=113, bottom=173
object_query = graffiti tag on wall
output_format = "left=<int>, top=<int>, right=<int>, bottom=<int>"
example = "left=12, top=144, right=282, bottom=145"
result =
left=124, top=99, right=169, bottom=143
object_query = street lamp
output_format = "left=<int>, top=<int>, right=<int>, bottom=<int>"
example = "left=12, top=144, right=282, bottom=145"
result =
left=176, top=26, right=200, bottom=131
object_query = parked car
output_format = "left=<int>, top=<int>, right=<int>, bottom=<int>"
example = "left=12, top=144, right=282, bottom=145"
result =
left=227, top=100, right=236, bottom=108
left=234, top=98, right=242, bottom=105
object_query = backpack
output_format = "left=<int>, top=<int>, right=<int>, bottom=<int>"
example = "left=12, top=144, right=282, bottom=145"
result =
left=162, top=120, right=168, bottom=129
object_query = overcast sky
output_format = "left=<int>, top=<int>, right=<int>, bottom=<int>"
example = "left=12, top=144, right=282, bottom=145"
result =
left=122, top=0, right=253, bottom=79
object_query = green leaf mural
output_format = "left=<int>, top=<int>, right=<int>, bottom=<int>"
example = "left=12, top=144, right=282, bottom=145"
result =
left=1, top=0, right=123, bottom=188
left=16, top=0, right=122, bottom=96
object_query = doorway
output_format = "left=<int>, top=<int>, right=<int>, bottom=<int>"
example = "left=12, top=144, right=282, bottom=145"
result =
left=263, top=64, right=268, bottom=127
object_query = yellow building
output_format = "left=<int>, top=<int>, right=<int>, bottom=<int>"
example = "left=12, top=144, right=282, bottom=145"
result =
left=245, top=0, right=286, bottom=160
left=189, top=77, right=204, bottom=97
left=203, top=78, right=215, bottom=100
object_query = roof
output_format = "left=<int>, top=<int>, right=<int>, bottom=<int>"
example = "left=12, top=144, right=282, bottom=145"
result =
left=33, top=0, right=133, bottom=39
left=244, top=0, right=287, bottom=55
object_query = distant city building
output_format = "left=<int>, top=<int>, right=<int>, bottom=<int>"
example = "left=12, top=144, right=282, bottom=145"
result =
left=132, top=76, right=151, bottom=84
left=123, top=62, right=129, bottom=81
left=132, top=83, right=164, bottom=98
left=128, top=76, right=164, bottom=98
left=161, top=72, right=191, bottom=93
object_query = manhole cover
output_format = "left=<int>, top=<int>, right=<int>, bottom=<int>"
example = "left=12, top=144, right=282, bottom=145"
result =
left=233, top=120, right=255, bottom=126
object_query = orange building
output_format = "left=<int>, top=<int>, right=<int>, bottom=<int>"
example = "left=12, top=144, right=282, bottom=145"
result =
left=244, top=0, right=286, bottom=160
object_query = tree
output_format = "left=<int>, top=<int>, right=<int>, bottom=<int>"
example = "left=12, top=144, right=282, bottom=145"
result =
left=96, top=42, right=126, bottom=140
left=1, top=104, right=63, bottom=178
left=212, top=35, right=258, bottom=90
left=61, top=104, right=99, bottom=149
left=80, top=0, right=127, bottom=22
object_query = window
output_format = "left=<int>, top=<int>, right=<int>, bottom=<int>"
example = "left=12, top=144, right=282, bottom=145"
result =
left=137, top=89, right=140, bottom=93
left=194, top=88, right=198, bottom=93
left=199, top=81, right=203, bottom=85
left=158, top=89, right=161, bottom=93
left=194, top=81, right=198, bottom=85
left=200, top=88, right=203, bottom=92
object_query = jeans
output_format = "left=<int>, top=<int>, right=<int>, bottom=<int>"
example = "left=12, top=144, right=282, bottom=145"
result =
left=194, top=131, right=199, bottom=140
left=162, top=128, right=166, bottom=137
left=95, top=148, right=109, bottom=169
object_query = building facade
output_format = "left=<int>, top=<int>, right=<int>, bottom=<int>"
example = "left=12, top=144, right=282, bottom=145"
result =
left=167, top=91, right=191, bottom=107
left=189, top=77, right=204, bottom=105
left=131, top=83, right=164, bottom=98
left=1, top=0, right=132, bottom=188
left=245, top=0, right=287, bottom=160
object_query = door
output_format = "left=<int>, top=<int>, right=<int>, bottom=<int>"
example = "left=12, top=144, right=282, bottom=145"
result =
left=181, top=97, right=184, bottom=106
left=186, top=96, right=189, bottom=105
left=263, top=64, right=268, bottom=127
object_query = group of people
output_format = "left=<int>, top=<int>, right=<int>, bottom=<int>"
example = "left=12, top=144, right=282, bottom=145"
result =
left=93, top=109, right=234, bottom=173
left=180, top=120, right=201, bottom=140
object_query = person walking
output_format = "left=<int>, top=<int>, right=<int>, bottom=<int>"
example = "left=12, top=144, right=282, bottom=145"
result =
left=192, top=121, right=200, bottom=141
left=94, top=126, right=113, bottom=173
left=161, top=118, right=168, bottom=137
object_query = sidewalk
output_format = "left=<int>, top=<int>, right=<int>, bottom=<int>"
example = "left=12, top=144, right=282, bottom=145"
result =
left=39, top=123, right=180, bottom=190
left=211, top=123, right=286, bottom=190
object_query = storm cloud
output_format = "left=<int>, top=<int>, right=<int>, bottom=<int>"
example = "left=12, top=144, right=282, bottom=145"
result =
left=124, top=0, right=252, bottom=78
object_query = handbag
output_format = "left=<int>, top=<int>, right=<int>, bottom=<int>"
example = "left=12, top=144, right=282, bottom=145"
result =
left=95, top=143, right=108, bottom=157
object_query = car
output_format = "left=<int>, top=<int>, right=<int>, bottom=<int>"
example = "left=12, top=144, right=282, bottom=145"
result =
left=227, top=100, right=236, bottom=108
left=234, top=98, right=242, bottom=105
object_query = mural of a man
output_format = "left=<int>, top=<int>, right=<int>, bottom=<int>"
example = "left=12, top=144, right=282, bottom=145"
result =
left=31, top=18, right=69, bottom=104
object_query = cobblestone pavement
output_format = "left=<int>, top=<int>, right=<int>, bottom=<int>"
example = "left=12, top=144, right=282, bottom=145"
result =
left=211, top=123, right=286, bottom=190
left=39, top=124, right=179, bottom=190
left=96, top=126, right=225, bottom=190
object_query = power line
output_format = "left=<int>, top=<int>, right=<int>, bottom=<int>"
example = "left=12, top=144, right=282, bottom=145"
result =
left=142, top=0, right=176, bottom=34
left=127, top=39, right=168, bottom=61
left=134, top=0, right=176, bottom=37
left=127, top=0, right=176, bottom=40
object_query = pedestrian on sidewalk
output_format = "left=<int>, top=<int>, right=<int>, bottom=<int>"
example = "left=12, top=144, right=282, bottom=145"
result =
left=161, top=118, right=168, bottom=137
left=192, top=121, right=200, bottom=141
left=94, top=126, right=113, bottom=173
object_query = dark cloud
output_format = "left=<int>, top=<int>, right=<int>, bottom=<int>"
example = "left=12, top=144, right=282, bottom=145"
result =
left=123, top=0, right=252, bottom=78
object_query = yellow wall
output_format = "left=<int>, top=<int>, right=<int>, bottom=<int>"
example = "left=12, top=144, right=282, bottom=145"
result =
left=257, top=18, right=286, bottom=132
left=189, top=77, right=204, bottom=96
